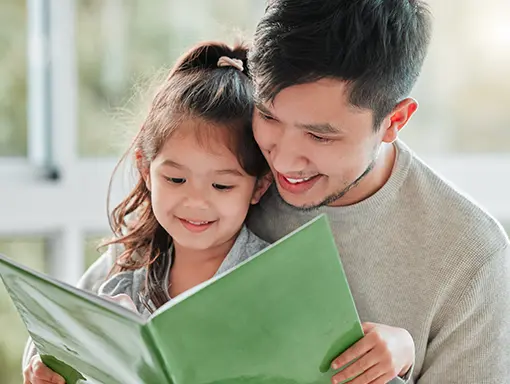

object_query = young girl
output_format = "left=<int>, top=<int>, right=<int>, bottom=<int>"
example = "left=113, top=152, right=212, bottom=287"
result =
left=23, top=41, right=271, bottom=384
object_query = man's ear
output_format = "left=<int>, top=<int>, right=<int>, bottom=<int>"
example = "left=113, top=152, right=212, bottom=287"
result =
left=136, top=148, right=151, bottom=191
left=381, top=98, right=418, bottom=143
left=251, top=172, right=273, bottom=205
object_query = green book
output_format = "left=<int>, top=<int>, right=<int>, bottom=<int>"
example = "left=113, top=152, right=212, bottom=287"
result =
left=0, top=214, right=363, bottom=384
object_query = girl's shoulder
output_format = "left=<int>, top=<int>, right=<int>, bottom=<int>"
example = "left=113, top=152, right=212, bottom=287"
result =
left=96, top=265, right=147, bottom=312
left=243, top=225, right=270, bottom=253
left=77, top=242, right=144, bottom=293
left=76, top=243, right=120, bottom=293
left=80, top=242, right=150, bottom=314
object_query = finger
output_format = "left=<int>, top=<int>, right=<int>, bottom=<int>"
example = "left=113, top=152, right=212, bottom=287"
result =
left=331, top=334, right=377, bottom=370
left=32, top=379, right=64, bottom=384
left=32, top=358, right=65, bottom=384
left=333, top=364, right=385, bottom=384
left=27, top=365, right=65, bottom=384
left=362, top=322, right=377, bottom=334
left=23, top=358, right=37, bottom=383
left=33, top=371, right=66, bottom=384
left=23, top=363, right=33, bottom=383
left=331, top=352, right=378, bottom=383
left=367, top=372, right=398, bottom=384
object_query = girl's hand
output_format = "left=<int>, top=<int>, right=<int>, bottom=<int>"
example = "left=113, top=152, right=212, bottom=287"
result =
left=331, top=322, right=415, bottom=384
left=23, top=295, right=138, bottom=384
left=23, top=354, right=65, bottom=384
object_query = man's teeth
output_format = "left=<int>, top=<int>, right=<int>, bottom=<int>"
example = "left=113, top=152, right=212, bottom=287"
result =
left=285, top=176, right=314, bottom=184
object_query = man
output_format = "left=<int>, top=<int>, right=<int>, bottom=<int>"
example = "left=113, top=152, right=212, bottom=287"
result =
left=247, top=0, right=510, bottom=383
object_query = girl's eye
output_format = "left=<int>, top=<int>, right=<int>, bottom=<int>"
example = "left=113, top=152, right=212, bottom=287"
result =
left=213, top=183, right=234, bottom=191
left=167, top=177, right=185, bottom=184
left=307, top=132, right=333, bottom=143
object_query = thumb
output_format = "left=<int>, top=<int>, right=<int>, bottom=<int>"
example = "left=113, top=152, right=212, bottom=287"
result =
left=361, top=322, right=377, bottom=334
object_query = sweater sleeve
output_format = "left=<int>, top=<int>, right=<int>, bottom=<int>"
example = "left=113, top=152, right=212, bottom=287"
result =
left=21, top=244, right=119, bottom=369
left=417, top=245, right=510, bottom=383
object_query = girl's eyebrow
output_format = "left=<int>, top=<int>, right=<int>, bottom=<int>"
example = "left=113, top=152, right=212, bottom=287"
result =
left=215, top=169, right=244, bottom=177
left=160, top=159, right=243, bottom=177
left=160, top=159, right=186, bottom=169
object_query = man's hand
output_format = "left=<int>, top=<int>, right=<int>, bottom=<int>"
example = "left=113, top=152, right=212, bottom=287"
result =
left=331, top=322, right=414, bottom=384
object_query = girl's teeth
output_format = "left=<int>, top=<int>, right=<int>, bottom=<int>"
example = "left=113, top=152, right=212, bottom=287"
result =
left=187, top=220, right=209, bottom=225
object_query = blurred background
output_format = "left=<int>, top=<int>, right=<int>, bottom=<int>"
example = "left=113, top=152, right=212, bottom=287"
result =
left=0, top=0, right=509, bottom=382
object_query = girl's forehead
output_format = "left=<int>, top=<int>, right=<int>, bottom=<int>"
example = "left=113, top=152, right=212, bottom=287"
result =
left=156, top=124, right=246, bottom=174
left=169, top=117, right=235, bottom=147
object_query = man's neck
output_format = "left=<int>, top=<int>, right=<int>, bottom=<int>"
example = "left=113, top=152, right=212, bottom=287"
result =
left=329, top=142, right=396, bottom=207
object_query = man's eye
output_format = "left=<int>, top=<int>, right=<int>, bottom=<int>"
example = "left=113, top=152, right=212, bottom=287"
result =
left=258, top=111, right=275, bottom=121
left=213, top=184, right=234, bottom=191
left=166, top=177, right=185, bottom=184
left=307, top=132, right=333, bottom=143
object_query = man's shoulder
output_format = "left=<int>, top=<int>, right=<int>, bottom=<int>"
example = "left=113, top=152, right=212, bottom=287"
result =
left=247, top=186, right=311, bottom=243
left=404, top=148, right=509, bottom=263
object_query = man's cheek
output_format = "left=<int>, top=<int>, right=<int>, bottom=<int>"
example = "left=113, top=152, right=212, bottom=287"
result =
left=253, top=123, right=272, bottom=149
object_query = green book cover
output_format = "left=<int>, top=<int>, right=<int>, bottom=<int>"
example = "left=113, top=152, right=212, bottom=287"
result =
left=0, top=214, right=363, bottom=384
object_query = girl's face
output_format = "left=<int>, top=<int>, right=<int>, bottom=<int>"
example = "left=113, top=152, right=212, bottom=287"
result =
left=145, top=120, right=269, bottom=252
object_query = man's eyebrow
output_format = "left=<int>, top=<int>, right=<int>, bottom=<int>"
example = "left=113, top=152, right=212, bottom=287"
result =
left=295, top=122, right=343, bottom=135
left=255, top=103, right=275, bottom=116
left=256, top=103, right=343, bottom=135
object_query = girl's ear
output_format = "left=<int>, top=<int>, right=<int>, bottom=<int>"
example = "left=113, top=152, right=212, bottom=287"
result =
left=251, top=172, right=273, bottom=205
left=136, top=148, right=151, bottom=191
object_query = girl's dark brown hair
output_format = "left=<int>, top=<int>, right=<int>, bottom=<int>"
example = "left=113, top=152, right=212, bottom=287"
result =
left=102, top=41, right=268, bottom=310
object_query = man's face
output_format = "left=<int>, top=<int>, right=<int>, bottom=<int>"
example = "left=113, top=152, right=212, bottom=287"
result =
left=253, top=78, right=391, bottom=209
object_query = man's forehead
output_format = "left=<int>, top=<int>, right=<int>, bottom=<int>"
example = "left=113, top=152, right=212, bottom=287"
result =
left=255, top=100, right=347, bottom=135
left=255, top=80, right=370, bottom=115
left=254, top=81, right=375, bottom=135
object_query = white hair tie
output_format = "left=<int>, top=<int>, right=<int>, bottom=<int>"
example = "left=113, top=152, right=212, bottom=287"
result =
left=217, top=56, right=244, bottom=72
